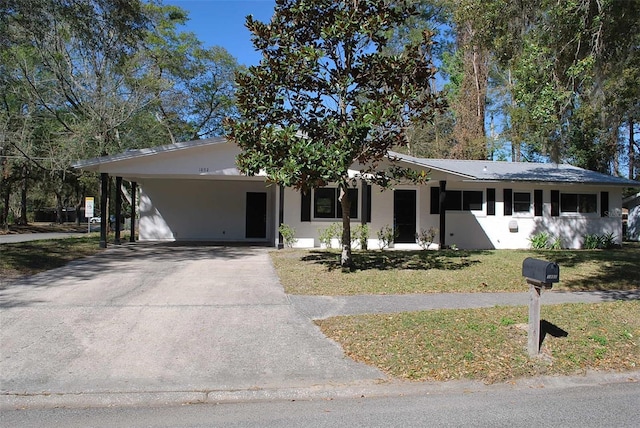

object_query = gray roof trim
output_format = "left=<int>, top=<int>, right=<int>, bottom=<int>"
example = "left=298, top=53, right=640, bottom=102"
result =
left=73, top=136, right=227, bottom=169
left=388, top=151, right=639, bottom=186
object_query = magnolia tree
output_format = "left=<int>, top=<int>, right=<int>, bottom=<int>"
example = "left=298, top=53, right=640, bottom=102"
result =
left=226, top=0, right=441, bottom=267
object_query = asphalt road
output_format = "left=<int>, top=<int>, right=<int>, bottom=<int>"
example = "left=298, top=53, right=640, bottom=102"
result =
left=2, top=380, right=638, bottom=427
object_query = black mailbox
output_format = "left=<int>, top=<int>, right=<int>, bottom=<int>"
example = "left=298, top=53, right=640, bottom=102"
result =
left=522, top=257, right=559, bottom=287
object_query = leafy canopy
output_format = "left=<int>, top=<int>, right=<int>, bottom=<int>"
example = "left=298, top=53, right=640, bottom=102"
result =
left=226, top=0, right=441, bottom=191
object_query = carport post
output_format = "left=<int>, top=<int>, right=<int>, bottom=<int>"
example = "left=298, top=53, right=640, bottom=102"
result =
left=99, top=172, right=108, bottom=248
left=130, top=181, right=137, bottom=242
left=114, top=176, right=122, bottom=245
left=278, top=185, right=284, bottom=249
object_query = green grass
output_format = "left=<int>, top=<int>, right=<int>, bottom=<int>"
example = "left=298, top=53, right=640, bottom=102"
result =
left=0, top=234, right=104, bottom=280
left=317, top=301, right=640, bottom=383
left=271, top=245, right=640, bottom=295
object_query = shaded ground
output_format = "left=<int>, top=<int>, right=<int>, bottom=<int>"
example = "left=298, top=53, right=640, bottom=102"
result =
left=0, top=222, right=88, bottom=235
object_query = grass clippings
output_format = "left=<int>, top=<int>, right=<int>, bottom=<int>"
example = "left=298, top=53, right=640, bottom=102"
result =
left=271, top=245, right=640, bottom=295
left=317, top=301, right=640, bottom=383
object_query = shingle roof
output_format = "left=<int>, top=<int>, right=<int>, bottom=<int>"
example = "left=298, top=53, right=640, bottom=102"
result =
left=73, top=138, right=638, bottom=187
left=389, top=152, right=639, bottom=187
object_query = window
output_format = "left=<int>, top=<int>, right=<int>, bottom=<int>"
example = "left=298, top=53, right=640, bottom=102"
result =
left=313, top=187, right=358, bottom=219
left=463, top=191, right=483, bottom=211
left=513, top=192, right=531, bottom=213
left=445, top=190, right=462, bottom=211
left=437, top=189, right=483, bottom=212
left=314, top=188, right=336, bottom=218
left=560, top=193, right=597, bottom=214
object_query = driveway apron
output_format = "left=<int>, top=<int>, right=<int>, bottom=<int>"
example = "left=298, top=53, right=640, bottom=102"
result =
left=0, top=244, right=383, bottom=398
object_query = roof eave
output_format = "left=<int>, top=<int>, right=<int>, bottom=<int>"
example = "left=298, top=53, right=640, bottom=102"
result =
left=73, top=137, right=227, bottom=170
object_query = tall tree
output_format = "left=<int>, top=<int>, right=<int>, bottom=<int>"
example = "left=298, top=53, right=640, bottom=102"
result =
left=485, top=0, right=640, bottom=171
left=226, top=0, right=440, bottom=268
left=1, top=1, right=242, bottom=225
left=449, top=0, right=490, bottom=160
left=141, top=3, right=242, bottom=143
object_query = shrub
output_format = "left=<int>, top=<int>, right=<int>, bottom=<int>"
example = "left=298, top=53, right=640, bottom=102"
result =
left=352, top=224, right=369, bottom=250
left=583, top=234, right=601, bottom=249
left=416, top=227, right=438, bottom=250
left=278, top=224, right=297, bottom=248
left=529, top=232, right=551, bottom=249
left=377, top=224, right=396, bottom=250
left=583, top=232, right=617, bottom=250
left=319, top=223, right=342, bottom=248
left=600, top=232, right=616, bottom=249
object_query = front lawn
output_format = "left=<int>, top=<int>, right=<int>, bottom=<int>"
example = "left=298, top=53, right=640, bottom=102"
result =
left=0, top=234, right=104, bottom=280
left=317, top=301, right=640, bottom=383
left=270, top=245, right=640, bottom=295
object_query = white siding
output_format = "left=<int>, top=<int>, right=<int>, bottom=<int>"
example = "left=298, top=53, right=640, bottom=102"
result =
left=138, top=178, right=275, bottom=242
left=281, top=182, right=624, bottom=250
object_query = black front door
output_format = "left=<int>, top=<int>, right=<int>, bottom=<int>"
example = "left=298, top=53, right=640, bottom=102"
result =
left=246, top=192, right=267, bottom=239
left=394, top=190, right=416, bottom=244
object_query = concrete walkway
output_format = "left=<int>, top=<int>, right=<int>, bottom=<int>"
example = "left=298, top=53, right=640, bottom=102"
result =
left=1, top=243, right=638, bottom=409
left=290, top=289, right=640, bottom=319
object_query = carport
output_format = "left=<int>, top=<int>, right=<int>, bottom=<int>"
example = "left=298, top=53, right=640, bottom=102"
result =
left=73, top=137, right=282, bottom=248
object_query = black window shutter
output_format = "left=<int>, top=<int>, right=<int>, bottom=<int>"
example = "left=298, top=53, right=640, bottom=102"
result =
left=487, top=188, right=495, bottom=216
left=534, top=189, right=543, bottom=216
left=301, top=191, right=311, bottom=222
left=550, top=190, right=560, bottom=216
left=366, top=185, right=372, bottom=222
left=430, top=187, right=440, bottom=214
left=601, top=191, right=609, bottom=217
left=503, top=189, right=513, bottom=216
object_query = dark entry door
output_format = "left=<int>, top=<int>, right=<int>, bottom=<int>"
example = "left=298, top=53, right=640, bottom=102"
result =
left=394, top=190, right=416, bottom=244
left=246, top=192, right=267, bottom=239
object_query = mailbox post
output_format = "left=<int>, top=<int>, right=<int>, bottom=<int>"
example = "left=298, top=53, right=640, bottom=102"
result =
left=522, top=258, right=560, bottom=357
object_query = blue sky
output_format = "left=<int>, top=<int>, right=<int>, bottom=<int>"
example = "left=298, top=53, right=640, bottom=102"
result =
left=164, top=0, right=276, bottom=66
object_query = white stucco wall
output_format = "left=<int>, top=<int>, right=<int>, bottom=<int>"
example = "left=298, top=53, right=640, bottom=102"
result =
left=138, top=178, right=275, bottom=242
left=104, top=141, right=243, bottom=179
left=281, top=182, right=624, bottom=250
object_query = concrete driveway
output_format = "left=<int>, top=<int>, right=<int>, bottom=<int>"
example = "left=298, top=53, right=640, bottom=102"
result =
left=0, top=244, right=383, bottom=407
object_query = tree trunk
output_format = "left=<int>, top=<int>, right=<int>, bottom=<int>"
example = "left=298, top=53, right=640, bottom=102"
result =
left=74, top=183, right=85, bottom=225
left=339, top=185, right=353, bottom=269
left=19, top=164, right=28, bottom=225
left=1, top=180, right=10, bottom=228
left=55, top=191, right=64, bottom=224
left=452, top=22, right=488, bottom=160
left=629, top=118, right=636, bottom=180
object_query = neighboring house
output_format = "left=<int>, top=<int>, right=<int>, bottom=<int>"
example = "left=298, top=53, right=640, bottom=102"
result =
left=623, top=192, right=640, bottom=241
left=74, top=137, right=639, bottom=250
